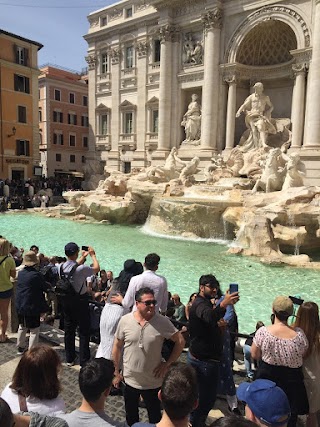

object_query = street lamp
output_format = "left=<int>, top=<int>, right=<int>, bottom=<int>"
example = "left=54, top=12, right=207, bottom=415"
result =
left=7, top=126, right=16, bottom=138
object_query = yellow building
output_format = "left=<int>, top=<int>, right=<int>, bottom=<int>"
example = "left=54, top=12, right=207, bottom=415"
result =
left=0, top=29, right=43, bottom=180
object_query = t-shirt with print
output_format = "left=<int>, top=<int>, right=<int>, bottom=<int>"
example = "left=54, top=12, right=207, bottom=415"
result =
left=115, top=312, right=177, bottom=389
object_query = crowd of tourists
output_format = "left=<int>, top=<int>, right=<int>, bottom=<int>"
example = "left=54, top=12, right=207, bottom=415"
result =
left=0, top=236, right=319, bottom=427
left=0, top=176, right=83, bottom=211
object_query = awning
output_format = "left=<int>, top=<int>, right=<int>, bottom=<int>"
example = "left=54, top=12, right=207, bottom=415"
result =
left=54, top=171, right=84, bottom=178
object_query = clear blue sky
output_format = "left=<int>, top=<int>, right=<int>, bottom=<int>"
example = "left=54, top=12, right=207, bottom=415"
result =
left=0, top=0, right=115, bottom=72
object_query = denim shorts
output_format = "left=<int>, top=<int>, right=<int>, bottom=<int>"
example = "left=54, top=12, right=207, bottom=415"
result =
left=0, top=288, right=13, bottom=299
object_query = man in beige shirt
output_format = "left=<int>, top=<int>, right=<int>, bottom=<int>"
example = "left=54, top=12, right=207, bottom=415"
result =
left=112, top=287, right=185, bottom=426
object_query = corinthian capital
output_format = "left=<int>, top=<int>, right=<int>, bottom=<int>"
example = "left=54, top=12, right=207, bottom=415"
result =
left=135, top=40, right=149, bottom=58
left=202, top=7, right=223, bottom=31
left=85, top=54, right=97, bottom=70
left=108, top=46, right=121, bottom=64
left=158, top=25, right=180, bottom=43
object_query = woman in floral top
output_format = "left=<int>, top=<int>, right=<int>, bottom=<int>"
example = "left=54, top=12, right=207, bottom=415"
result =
left=251, top=296, right=309, bottom=427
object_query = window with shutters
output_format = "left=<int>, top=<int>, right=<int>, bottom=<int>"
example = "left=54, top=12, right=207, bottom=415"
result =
left=14, top=74, right=30, bottom=93
left=53, top=110, right=63, bottom=123
left=81, top=115, right=89, bottom=127
left=69, top=134, right=76, bottom=147
left=82, top=156, right=86, bottom=163
left=83, top=136, right=88, bottom=148
left=15, top=46, right=28, bottom=66
left=70, top=154, right=76, bottom=163
left=56, top=153, right=62, bottom=162
left=69, top=93, right=75, bottom=104
left=54, top=89, right=61, bottom=101
left=68, top=113, right=77, bottom=125
left=83, top=96, right=88, bottom=106
left=53, top=132, right=64, bottom=145
left=18, top=106, right=27, bottom=123
left=16, top=140, right=30, bottom=156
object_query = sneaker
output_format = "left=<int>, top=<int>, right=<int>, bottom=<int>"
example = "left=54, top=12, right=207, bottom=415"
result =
left=228, top=407, right=242, bottom=416
left=17, top=347, right=25, bottom=355
left=66, top=357, right=77, bottom=367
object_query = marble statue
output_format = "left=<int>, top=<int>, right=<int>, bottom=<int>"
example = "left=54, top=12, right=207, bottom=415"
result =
left=179, top=156, right=200, bottom=185
left=252, top=148, right=284, bottom=193
left=236, top=82, right=276, bottom=151
left=183, top=34, right=194, bottom=64
left=282, top=153, right=305, bottom=190
left=191, top=41, right=203, bottom=64
left=137, top=147, right=186, bottom=183
left=181, top=94, right=201, bottom=144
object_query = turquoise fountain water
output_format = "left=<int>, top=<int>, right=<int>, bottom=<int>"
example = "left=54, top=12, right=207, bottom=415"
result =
left=1, top=212, right=319, bottom=333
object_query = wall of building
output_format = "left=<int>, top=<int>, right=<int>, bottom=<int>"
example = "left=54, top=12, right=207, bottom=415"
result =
left=0, top=31, right=42, bottom=179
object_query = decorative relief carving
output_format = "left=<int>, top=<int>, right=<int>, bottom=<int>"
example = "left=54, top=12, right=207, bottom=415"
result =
left=109, top=47, right=121, bottom=64
left=89, top=18, right=99, bottom=28
left=158, top=25, right=180, bottom=43
left=292, top=62, right=308, bottom=76
left=178, top=71, right=204, bottom=83
left=136, top=1, right=150, bottom=11
left=85, top=54, right=97, bottom=70
left=183, top=33, right=203, bottom=65
left=202, top=7, right=223, bottom=31
left=173, top=0, right=206, bottom=17
left=136, top=40, right=149, bottom=57
left=121, top=77, right=137, bottom=88
left=226, top=6, right=311, bottom=62
left=109, top=8, right=123, bottom=21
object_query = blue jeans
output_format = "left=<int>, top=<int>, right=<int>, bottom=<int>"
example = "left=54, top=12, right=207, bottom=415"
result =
left=243, top=344, right=254, bottom=378
left=187, top=351, right=220, bottom=427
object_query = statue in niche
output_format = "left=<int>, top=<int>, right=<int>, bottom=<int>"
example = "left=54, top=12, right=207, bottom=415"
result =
left=236, top=82, right=277, bottom=151
left=183, top=34, right=194, bottom=63
left=181, top=94, right=201, bottom=144
left=191, top=41, right=203, bottom=65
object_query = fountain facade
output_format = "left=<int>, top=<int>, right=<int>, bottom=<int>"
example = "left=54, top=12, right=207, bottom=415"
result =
left=84, top=0, right=320, bottom=185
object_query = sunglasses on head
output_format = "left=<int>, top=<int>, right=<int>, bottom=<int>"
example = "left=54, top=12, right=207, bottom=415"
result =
left=138, top=299, right=157, bottom=306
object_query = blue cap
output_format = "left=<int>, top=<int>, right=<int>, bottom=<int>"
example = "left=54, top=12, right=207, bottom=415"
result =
left=64, top=242, right=79, bottom=255
left=237, top=379, right=291, bottom=426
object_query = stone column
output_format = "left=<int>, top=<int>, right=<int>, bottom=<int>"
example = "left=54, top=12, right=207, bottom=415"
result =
left=200, top=8, right=223, bottom=150
left=155, top=25, right=179, bottom=159
left=291, top=63, right=306, bottom=148
left=303, top=0, right=320, bottom=147
left=85, top=53, right=97, bottom=157
left=109, top=47, right=121, bottom=170
left=224, top=74, right=237, bottom=150
left=135, top=39, right=148, bottom=167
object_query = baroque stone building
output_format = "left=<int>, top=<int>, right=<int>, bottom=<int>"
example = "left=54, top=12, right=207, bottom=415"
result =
left=84, top=0, right=320, bottom=184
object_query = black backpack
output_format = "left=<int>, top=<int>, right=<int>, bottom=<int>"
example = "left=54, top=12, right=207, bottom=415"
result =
left=55, top=263, right=79, bottom=297
left=40, top=264, right=58, bottom=288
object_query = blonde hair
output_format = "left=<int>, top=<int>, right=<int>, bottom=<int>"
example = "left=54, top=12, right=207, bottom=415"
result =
left=294, top=302, right=320, bottom=358
left=0, top=238, right=11, bottom=256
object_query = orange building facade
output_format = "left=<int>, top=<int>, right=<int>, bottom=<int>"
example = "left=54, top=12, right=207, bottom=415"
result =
left=38, top=66, right=89, bottom=177
left=0, top=29, right=42, bottom=180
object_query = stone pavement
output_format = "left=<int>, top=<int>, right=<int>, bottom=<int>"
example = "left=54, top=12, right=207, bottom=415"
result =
left=0, top=325, right=250, bottom=423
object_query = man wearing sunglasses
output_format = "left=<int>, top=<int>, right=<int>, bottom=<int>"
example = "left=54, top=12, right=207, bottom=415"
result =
left=112, top=287, right=185, bottom=426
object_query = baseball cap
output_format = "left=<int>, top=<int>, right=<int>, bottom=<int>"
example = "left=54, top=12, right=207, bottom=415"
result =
left=272, top=296, right=293, bottom=316
left=237, top=379, right=291, bottom=426
left=64, top=242, right=79, bottom=255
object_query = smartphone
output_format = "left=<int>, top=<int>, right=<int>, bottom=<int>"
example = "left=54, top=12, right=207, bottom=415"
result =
left=229, top=283, right=239, bottom=294
left=289, top=295, right=304, bottom=306
left=81, top=245, right=89, bottom=251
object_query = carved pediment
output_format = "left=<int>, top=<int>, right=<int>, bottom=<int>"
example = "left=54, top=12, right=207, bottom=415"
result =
left=146, top=96, right=159, bottom=104
left=96, top=103, right=111, bottom=111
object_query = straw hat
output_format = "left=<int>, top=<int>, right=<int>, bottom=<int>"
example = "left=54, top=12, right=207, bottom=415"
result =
left=272, top=296, right=293, bottom=316
left=23, top=251, right=39, bottom=267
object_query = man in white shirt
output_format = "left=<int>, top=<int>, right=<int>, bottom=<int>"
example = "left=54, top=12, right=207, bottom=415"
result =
left=111, top=253, right=168, bottom=313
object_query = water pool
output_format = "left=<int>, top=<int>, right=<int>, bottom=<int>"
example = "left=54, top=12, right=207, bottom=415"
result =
left=1, top=212, right=319, bottom=333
